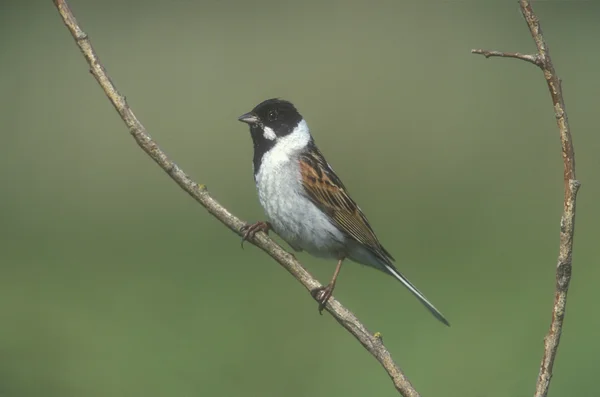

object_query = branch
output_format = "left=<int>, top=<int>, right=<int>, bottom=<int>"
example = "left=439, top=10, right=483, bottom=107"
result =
left=470, top=49, right=541, bottom=66
left=473, top=2, right=580, bottom=397
left=52, top=1, right=421, bottom=396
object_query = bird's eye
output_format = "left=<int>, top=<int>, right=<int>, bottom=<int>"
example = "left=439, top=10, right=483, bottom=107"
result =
left=267, top=110, right=278, bottom=121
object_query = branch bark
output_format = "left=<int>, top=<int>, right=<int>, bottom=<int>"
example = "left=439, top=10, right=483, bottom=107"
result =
left=52, top=1, right=421, bottom=396
left=473, top=2, right=580, bottom=397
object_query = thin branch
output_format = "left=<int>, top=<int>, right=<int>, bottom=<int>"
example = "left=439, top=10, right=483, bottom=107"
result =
left=51, top=1, right=421, bottom=396
left=470, top=49, right=541, bottom=66
left=473, top=1, right=580, bottom=397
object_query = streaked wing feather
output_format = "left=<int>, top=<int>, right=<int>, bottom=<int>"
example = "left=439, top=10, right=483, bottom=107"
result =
left=299, top=144, right=393, bottom=262
left=299, top=145, right=450, bottom=326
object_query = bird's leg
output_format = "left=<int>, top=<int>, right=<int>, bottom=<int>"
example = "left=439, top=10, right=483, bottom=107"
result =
left=240, top=221, right=271, bottom=248
left=311, top=257, right=344, bottom=314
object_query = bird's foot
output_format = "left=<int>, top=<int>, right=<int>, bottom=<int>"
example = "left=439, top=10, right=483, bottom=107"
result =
left=311, top=283, right=335, bottom=315
left=240, top=221, right=271, bottom=248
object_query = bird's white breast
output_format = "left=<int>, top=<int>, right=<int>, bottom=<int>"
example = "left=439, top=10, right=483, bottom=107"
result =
left=254, top=120, right=346, bottom=257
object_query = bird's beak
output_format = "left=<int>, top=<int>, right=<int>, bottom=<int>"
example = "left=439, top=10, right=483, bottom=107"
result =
left=238, top=112, right=259, bottom=125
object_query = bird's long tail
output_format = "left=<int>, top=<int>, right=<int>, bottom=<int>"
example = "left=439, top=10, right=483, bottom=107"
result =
left=384, top=264, right=450, bottom=326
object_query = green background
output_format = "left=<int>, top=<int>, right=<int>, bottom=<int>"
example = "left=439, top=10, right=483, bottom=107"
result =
left=1, top=1, right=598, bottom=396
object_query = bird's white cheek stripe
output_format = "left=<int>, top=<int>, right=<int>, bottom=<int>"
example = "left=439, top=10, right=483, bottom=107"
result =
left=263, top=126, right=277, bottom=140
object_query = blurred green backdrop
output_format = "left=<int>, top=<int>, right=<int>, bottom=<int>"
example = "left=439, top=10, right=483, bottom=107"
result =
left=1, top=1, right=599, bottom=396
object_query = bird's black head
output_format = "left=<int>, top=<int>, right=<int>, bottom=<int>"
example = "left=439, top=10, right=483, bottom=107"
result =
left=238, top=98, right=305, bottom=173
left=238, top=98, right=303, bottom=139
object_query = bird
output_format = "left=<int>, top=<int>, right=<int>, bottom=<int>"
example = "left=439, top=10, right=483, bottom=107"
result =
left=237, top=98, right=449, bottom=326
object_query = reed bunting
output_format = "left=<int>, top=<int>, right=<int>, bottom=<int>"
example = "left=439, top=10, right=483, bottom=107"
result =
left=238, top=98, right=449, bottom=326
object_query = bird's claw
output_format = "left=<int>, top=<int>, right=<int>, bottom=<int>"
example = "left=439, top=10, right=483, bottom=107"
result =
left=311, top=284, right=334, bottom=315
left=240, top=221, right=271, bottom=248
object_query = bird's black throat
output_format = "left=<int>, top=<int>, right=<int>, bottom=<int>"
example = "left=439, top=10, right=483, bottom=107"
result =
left=250, top=125, right=276, bottom=177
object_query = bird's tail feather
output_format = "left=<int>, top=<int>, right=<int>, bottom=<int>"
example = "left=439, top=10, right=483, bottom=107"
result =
left=384, top=264, right=450, bottom=327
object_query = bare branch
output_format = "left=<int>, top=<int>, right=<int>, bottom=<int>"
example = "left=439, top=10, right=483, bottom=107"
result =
left=51, top=0, right=421, bottom=396
left=473, top=1, right=580, bottom=397
left=471, top=49, right=541, bottom=66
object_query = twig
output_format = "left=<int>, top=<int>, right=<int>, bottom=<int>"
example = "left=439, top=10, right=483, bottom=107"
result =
left=51, top=1, right=421, bottom=396
left=472, top=2, right=580, bottom=397
left=470, top=49, right=541, bottom=66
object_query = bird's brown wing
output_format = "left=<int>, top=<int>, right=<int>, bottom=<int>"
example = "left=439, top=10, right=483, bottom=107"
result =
left=299, top=144, right=394, bottom=263
left=300, top=145, right=451, bottom=326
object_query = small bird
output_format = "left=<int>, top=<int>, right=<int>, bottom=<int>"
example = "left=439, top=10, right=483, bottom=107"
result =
left=238, top=98, right=449, bottom=326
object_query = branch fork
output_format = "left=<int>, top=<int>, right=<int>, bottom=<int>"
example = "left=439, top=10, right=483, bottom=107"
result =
left=472, top=2, right=579, bottom=397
